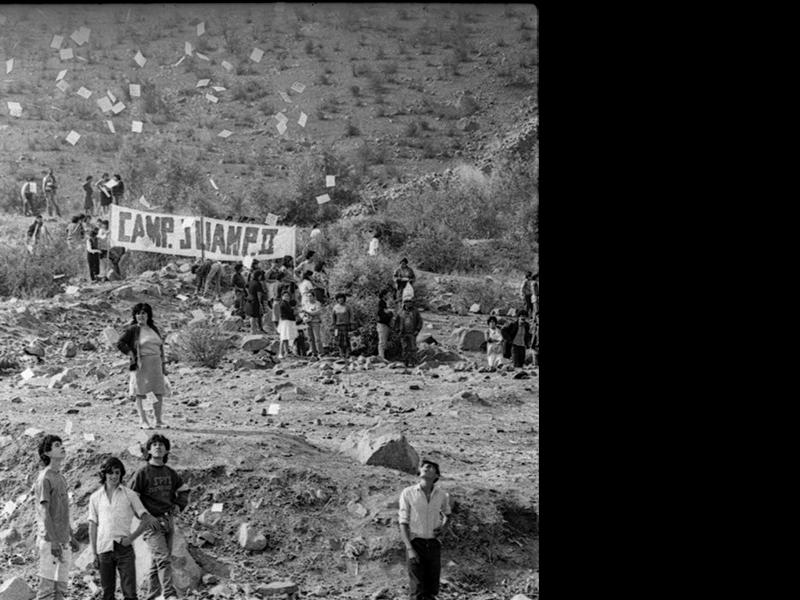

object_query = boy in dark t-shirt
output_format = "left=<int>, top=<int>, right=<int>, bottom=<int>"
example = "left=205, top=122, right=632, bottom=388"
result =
left=129, top=434, right=189, bottom=600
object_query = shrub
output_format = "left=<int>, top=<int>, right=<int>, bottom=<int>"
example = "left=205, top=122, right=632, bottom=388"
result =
left=0, top=232, right=86, bottom=298
left=346, top=121, right=360, bottom=137
left=350, top=85, right=361, bottom=97
left=174, top=325, right=231, bottom=368
left=322, top=248, right=430, bottom=357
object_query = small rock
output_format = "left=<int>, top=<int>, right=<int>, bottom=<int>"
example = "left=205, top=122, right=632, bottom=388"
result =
left=255, top=581, right=298, bottom=596
left=61, top=341, right=77, bottom=358
left=0, top=576, right=34, bottom=600
left=197, top=509, right=222, bottom=527
left=202, top=574, right=219, bottom=585
left=513, top=371, right=530, bottom=379
left=238, top=523, right=267, bottom=551
left=468, top=303, right=481, bottom=313
left=0, top=527, right=21, bottom=546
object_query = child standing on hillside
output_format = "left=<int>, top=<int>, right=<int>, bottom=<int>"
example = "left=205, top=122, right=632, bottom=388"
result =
left=277, top=288, right=298, bottom=359
left=485, top=316, right=505, bottom=369
left=393, top=299, right=423, bottom=368
left=83, top=175, right=95, bottom=216
left=332, top=293, right=353, bottom=358
left=34, top=434, right=80, bottom=600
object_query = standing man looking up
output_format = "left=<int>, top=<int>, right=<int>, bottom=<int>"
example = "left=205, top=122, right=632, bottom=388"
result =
left=43, top=168, right=60, bottom=218
left=398, top=460, right=452, bottom=600
left=34, top=434, right=80, bottom=600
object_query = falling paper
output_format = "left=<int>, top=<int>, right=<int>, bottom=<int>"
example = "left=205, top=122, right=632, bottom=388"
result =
left=97, top=97, right=112, bottom=112
left=111, top=102, right=125, bottom=114
left=83, top=433, right=95, bottom=442
left=173, top=56, right=186, bottom=67
left=249, top=47, right=264, bottom=63
left=275, top=112, right=288, bottom=124
left=50, top=34, right=64, bottom=49
left=276, top=121, right=287, bottom=135
left=5, top=58, right=13, bottom=74
left=326, top=175, right=335, bottom=187
left=316, top=194, right=331, bottom=205
left=217, top=130, right=232, bottom=139
left=195, top=52, right=209, bottom=61
left=298, top=112, right=307, bottom=127
left=76, top=86, right=92, bottom=99
left=56, top=69, right=67, bottom=81
left=106, top=178, right=119, bottom=189
left=56, top=79, right=70, bottom=93
left=209, top=178, right=218, bottom=190
left=133, top=51, right=146, bottom=67
left=267, top=403, right=280, bottom=415
left=265, top=213, right=279, bottom=226
left=106, top=120, right=115, bottom=133
left=279, top=90, right=292, bottom=103
left=131, top=120, right=143, bottom=133
left=205, top=93, right=218, bottom=103
left=65, top=131, right=81, bottom=145
left=64, top=421, right=73, bottom=435
left=176, top=294, right=189, bottom=301
left=7, top=101, right=22, bottom=117
left=291, top=81, right=306, bottom=93
left=78, top=26, right=91, bottom=43
left=221, top=60, right=233, bottom=72
left=129, top=84, right=140, bottom=97
left=211, top=502, right=223, bottom=512
left=138, top=195, right=151, bottom=208
left=197, top=21, right=205, bottom=36
left=212, top=86, right=226, bottom=92
left=60, top=48, right=74, bottom=60
left=29, top=183, right=37, bottom=193
left=107, top=90, right=117, bottom=102
left=196, top=78, right=210, bottom=88
left=70, top=29, right=84, bottom=45
left=21, top=367, right=35, bottom=380
left=184, top=41, right=193, bottom=55
left=182, top=217, right=195, bottom=228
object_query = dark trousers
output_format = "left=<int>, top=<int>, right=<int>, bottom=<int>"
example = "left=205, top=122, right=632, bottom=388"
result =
left=87, top=253, right=100, bottom=281
left=98, top=541, right=137, bottom=600
left=400, top=334, right=417, bottom=366
left=512, top=344, right=526, bottom=368
left=524, top=293, right=533, bottom=316
left=407, top=538, right=441, bottom=600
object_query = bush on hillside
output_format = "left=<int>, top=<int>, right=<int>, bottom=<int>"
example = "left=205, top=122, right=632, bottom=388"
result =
left=0, top=235, right=86, bottom=298
left=174, top=325, right=231, bottom=368
left=322, top=249, right=430, bottom=357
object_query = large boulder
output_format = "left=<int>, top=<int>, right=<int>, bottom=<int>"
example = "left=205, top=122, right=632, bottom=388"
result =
left=0, top=577, right=33, bottom=600
left=340, top=426, right=419, bottom=474
left=456, top=329, right=486, bottom=351
left=133, top=522, right=201, bottom=593
left=416, top=347, right=462, bottom=364
left=240, top=335, right=270, bottom=352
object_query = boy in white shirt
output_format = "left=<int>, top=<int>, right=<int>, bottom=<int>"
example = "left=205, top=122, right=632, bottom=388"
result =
left=89, top=456, right=158, bottom=600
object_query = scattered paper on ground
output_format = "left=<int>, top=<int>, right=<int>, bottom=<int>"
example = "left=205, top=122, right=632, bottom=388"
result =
left=276, top=121, right=287, bottom=135
left=196, top=78, right=210, bottom=87
left=316, top=194, right=331, bottom=205
left=133, top=51, right=146, bottom=67
left=56, top=69, right=67, bottom=81
left=60, top=48, right=74, bottom=60
left=205, top=93, right=218, bottom=103
left=106, top=120, right=115, bottom=133
left=217, top=130, right=232, bottom=139
left=326, top=175, right=335, bottom=187
left=50, top=34, right=64, bottom=49
left=56, top=80, right=70, bottom=93
left=222, top=60, right=233, bottom=71
left=185, top=41, right=193, bottom=55
left=291, top=81, right=306, bottom=93
left=196, top=52, right=209, bottom=61
left=279, top=90, right=292, bottom=103
left=65, top=130, right=81, bottom=145
left=97, top=97, right=112, bottom=112
left=197, top=21, right=205, bottom=36
left=76, top=86, right=92, bottom=99
left=298, top=112, right=307, bottom=127
left=5, top=58, right=13, bottom=74
left=107, top=90, right=117, bottom=102
left=130, top=84, right=140, bottom=97
left=7, top=101, right=22, bottom=117
left=249, top=47, right=264, bottom=63
left=131, top=120, right=143, bottom=133
left=112, top=102, right=125, bottom=114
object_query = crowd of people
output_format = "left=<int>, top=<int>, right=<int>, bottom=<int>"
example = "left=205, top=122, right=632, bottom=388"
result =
left=20, top=169, right=125, bottom=219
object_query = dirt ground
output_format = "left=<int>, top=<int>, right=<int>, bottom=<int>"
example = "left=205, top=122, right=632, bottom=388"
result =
left=0, top=278, right=538, bottom=599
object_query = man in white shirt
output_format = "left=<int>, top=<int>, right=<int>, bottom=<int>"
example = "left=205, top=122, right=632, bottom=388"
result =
left=398, top=460, right=452, bottom=600
left=21, top=177, right=36, bottom=216
left=89, top=456, right=158, bottom=600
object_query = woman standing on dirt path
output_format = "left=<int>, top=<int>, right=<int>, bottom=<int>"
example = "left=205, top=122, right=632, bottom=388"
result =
left=117, top=303, right=169, bottom=429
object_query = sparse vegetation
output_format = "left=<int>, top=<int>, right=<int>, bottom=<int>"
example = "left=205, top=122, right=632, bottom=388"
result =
left=174, top=325, right=231, bottom=368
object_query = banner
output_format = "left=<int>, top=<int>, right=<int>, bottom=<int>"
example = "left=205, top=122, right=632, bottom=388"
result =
left=109, top=205, right=296, bottom=262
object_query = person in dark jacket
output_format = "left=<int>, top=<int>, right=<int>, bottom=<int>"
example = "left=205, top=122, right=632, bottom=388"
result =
left=501, top=310, right=533, bottom=368
left=116, top=303, right=168, bottom=429
left=111, top=174, right=125, bottom=205
left=392, top=299, right=423, bottom=367
left=231, top=263, right=247, bottom=318
left=376, top=288, right=395, bottom=360
left=83, top=175, right=95, bottom=216
left=244, top=269, right=266, bottom=334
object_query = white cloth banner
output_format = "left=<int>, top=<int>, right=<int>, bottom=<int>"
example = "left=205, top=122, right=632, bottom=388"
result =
left=109, top=205, right=296, bottom=261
